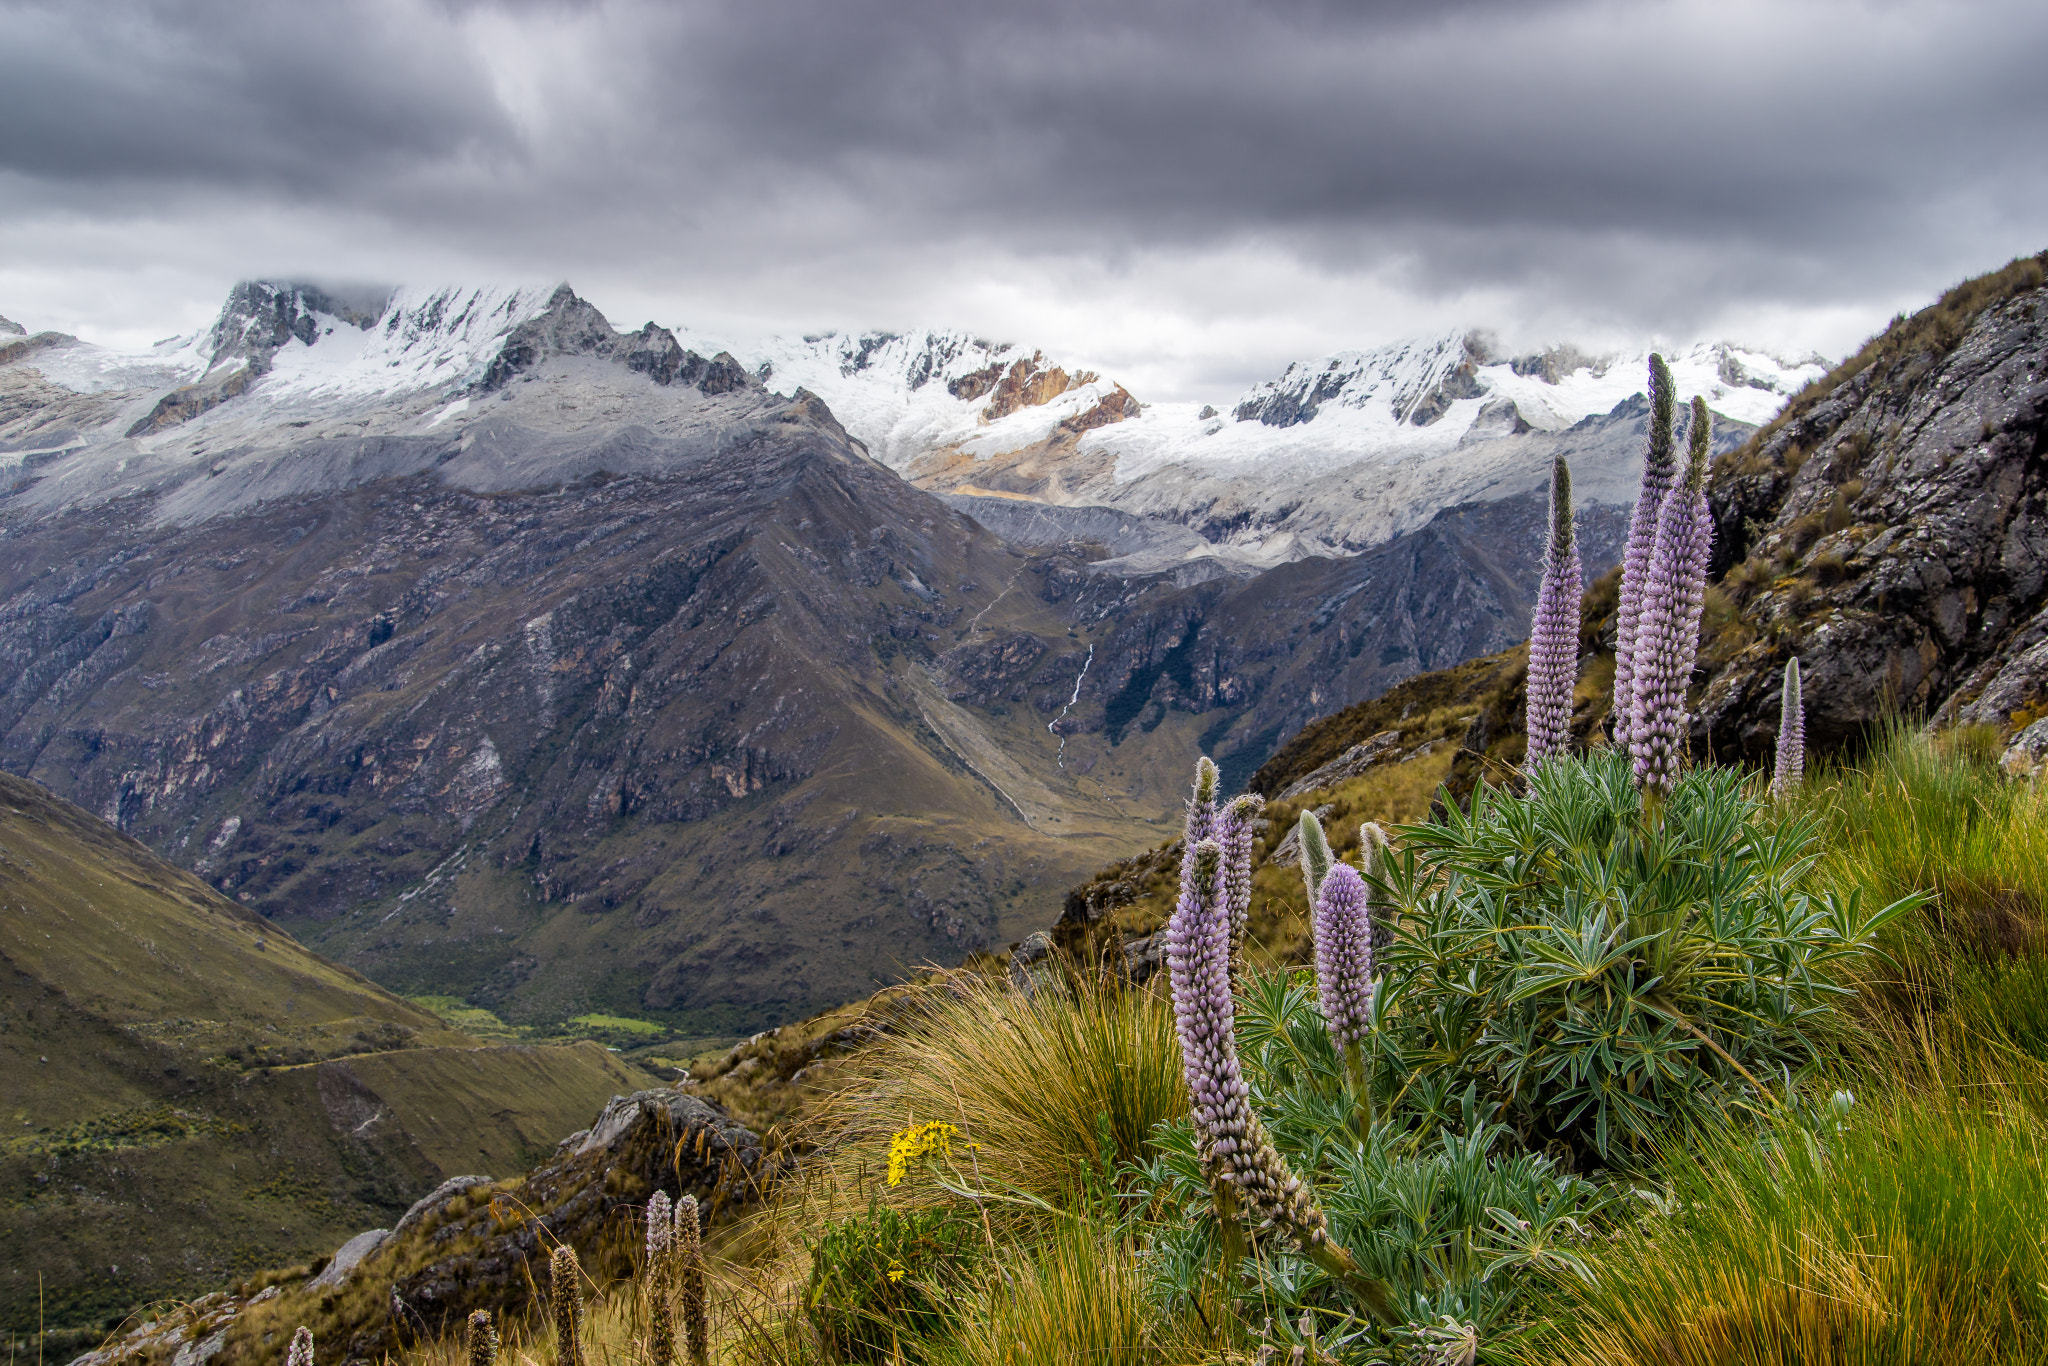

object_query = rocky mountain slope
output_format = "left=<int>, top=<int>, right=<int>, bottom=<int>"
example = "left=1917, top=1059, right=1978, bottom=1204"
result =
left=0, top=769, right=645, bottom=1343
left=694, top=322, right=1818, bottom=564
left=2, top=282, right=1170, bottom=1036
left=3, top=280, right=1649, bottom=1043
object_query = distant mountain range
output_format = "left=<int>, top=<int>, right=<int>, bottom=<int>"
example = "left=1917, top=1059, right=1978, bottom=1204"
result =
left=1, top=279, right=1794, bottom=1036
left=679, top=322, right=1823, bottom=564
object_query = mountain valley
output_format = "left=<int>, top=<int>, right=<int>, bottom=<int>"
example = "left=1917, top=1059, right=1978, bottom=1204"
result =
left=2, top=281, right=1659, bottom=1035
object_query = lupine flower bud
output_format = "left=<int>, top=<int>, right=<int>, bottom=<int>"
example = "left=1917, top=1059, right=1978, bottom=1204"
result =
left=1613, top=354, right=1678, bottom=751
left=1772, top=658, right=1805, bottom=799
left=676, top=1193, right=707, bottom=1365
left=1526, top=455, right=1583, bottom=766
left=1358, top=822, right=1393, bottom=954
left=1178, top=755, right=1222, bottom=910
left=646, top=1191, right=676, bottom=1366
left=467, top=1312, right=498, bottom=1366
left=1221, top=792, right=1264, bottom=976
left=551, top=1245, right=585, bottom=1366
left=1167, top=832, right=1336, bottom=1254
left=1311, top=863, right=1374, bottom=1051
left=1296, top=810, right=1334, bottom=906
left=1630, top=398, right=1714, bottom=794
left=287, top=1327, right=314, bottom=1366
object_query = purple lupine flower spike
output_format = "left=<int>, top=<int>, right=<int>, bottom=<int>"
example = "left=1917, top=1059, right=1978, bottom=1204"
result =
left=1311, top=863, right=1374, bottom=1051
left=1221, top=792, right=1264, bottom=976
left=1630, top=397, right=1714, bottom=794
left=1166, top=833, right=1335, bottom=1254
left=646, top=1190, right=676, bottom=1366
left=1772, top=658, right=1805, bottom=799
left=646, top=1189, right=673, bottom=1266
left=1525, top=454, right=1584, bottom=767
left=287, top=1327, right=314, bottom=1366
left=1613, top=354, right=1678, bottom=751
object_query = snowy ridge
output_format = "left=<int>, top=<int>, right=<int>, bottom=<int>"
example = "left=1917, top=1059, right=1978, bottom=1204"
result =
left=23, top=282, right=562, bottom=413
left=678, top=321, right=1823, bottom=493
left=238, top=282, right=560, bottom=405
left=1086, top=334, right=1826, bottom=485
left=671, top=326, right=1126, bottom=469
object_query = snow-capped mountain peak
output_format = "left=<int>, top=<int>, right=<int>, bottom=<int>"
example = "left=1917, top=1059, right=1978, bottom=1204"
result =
left=673, top=325, right=1139, bottom=469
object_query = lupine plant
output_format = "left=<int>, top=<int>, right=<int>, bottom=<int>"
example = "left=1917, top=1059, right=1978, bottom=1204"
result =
left=1773, top=657, right=1806, bottom=798
left=1222, top=791, right=1265, bottom=977
left=676, top=1193, right=708, bottom=1366
left=646, top=1191, right=677, bottom=1366
left=1611, top=354, right=1678, bottom=752
left=1296, top=808, right=1335, bottom=904
left=1136, top=751, right=1908, bottom=1354
left=1380, top=749, right=1908, bottom=1161
left=1629, top=397, right=1714, bottom=796
left=1525, top=454, right=1584, bottom=766
left=466, top=1311, right=498, bottom=1366
left=551, top=1245, right=585, bottom=1366
left=1163, top=826, right=1397, bottom=1318
left=286, top=1326, right=314, bottom=1366
left=1310, top=860, right=1375, bottom=1109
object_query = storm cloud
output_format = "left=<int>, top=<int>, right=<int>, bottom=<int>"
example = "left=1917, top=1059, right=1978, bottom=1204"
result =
left=3, top=0, right=2044, bottom=398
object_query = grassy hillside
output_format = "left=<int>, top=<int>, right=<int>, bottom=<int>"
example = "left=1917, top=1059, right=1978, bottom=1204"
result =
left=357, top=252, right=2048, bottom=1364
left=353, top=728, right=2048, bottom=1366
left=0, top=771, right=646, bottom=1348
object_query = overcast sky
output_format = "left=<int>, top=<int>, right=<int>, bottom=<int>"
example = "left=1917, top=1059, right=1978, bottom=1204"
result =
left=3, top=0, right=2044, bottom=402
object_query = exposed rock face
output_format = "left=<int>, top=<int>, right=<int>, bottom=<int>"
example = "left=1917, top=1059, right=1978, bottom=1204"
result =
left=1271, top=730, right=1404, bottom=802
left=1693, top=257, right=2048, bottom=766
left=1047, top=491, right=1628, bottom=788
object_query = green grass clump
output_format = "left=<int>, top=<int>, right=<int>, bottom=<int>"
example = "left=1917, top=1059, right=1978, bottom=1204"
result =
left=822, top=968, right=1187, bottom=1213
left=1533, top=1095, right=2048, bottom=1364
left=1804, top=724, right=2048, bottom=959
left=924, top=1224, right=1222, bottom=1366
left=1793, top=723, right=2048, bottom=1077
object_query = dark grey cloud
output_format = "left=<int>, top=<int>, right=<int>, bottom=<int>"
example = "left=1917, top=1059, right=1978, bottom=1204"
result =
left=3, top=0, right=2044, bottom=390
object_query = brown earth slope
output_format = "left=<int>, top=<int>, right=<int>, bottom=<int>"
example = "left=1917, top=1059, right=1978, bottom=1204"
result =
left=0, top=770, right=644, bottom=1341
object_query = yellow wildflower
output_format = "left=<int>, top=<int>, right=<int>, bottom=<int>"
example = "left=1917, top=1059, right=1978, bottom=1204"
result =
left=885, top=1121, right=960, bottom=1186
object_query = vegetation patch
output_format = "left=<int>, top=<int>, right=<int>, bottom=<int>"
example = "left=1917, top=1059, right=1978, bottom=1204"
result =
left=3, top=1103, right=247, bottom=1158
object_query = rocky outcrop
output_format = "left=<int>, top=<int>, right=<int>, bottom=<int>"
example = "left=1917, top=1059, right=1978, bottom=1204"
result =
left=0, top=329, right=75, bottom=368
left=1690, top=253, right=2048, bottom=767
left=1271, top=729, right=1404, bottom=801
left=70, top=1089, right=776, bottom=1366
left=947, top=350, right=1098, bottom=420
left=1056, top=383, right=1141, bottom=436
left=125, top=364, right=254, bottom=436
